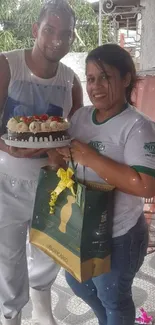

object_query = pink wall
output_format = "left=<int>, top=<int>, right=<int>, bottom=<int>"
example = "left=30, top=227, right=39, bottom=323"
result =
left=134, top=75, right=155, bottom=121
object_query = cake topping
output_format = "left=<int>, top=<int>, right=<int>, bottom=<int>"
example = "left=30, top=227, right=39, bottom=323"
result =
left=7, top=118, right=18, bottom=131
left=49, top=116, right=63, bottom=122
left=40, top=122, right=51, bottom=132
left=29, top=121, right=41, bottom=133
left=50, top=121, right=59, bottom=131
left=16, top=122, right=29, bottom=133
left=40, top=114, right=49, bottom=121
left=19, top=116, right=33, bottom=124
left=33, top=114, right=48, bottom=121
left=7, top=114, right=70, bottom=133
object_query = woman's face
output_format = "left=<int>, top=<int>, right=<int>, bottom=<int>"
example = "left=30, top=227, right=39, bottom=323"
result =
left=86, top=60, right=129, bottom=111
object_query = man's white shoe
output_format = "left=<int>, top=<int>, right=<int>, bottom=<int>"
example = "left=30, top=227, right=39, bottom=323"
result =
left=2, top=313, right=21, bottom=325
left=30, top=288, right=58, bottom=325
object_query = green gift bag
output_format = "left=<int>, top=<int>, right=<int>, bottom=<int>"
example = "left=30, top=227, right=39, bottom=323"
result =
left=30, top=165, right=115, bottom=282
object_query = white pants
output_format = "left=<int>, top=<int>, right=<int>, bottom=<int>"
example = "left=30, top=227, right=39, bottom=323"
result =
left=0, top=172, right=60, bottom=319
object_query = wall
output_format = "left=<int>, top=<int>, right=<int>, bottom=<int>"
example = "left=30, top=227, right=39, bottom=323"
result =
left=61, top=52, right=90, bottom=106
left=134, top=73, right=155, bottom=121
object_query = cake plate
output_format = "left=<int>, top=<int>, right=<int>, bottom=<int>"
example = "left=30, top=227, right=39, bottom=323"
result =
left=1, top=134, right=71, bottom=149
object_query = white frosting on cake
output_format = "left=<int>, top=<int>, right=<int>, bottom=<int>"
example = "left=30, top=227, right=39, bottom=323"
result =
left=40, top=122, right=51, bottom=132
left=16, top=122, right=29, bottom=133
left=7, top=118, right=18, bottom=131
left=7, top=116, right=70, bottom=134
left=57, top=121, right=70, bottom=131
left=29, top=121, right=41, bottom=133
left=50, top=121, right=59, bottom=131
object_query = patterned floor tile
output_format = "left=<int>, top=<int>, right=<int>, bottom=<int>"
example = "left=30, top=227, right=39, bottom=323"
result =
left=0, top=253, right=155, bottom=324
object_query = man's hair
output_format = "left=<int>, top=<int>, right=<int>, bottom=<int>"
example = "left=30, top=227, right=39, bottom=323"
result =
left=38, top=0, right=76, bottom=28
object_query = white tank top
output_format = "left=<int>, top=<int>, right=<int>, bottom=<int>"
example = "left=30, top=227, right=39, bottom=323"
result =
left=0, top=49, right=75, bottom=180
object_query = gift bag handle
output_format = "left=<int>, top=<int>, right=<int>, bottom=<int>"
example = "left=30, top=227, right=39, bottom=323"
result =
left=69, top=148, right=86, bottom=185
left=69, top=147, right=78, bottom=183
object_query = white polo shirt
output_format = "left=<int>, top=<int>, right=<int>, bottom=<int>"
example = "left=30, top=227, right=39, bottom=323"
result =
left=69, top=105, right=155, bottom=237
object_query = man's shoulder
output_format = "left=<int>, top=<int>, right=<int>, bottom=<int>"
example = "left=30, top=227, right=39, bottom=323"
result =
left=2, top=49, right=24, bottom=63
left=2, top=48, right=24, bottom=56
left=59, top=61, right=75, bottom=75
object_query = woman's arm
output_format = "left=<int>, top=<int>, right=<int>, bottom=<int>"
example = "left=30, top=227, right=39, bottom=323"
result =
left=58, top=116, right=155, bottom=198
left=58, top=139, right=155, bottom=198
left=88, top=152, right=155, bottom=198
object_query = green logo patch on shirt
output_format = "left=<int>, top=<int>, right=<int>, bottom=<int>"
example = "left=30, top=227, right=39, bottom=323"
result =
left=89, top=141, right=105, bottom=152
left=144, top=142, right=155, bottom=155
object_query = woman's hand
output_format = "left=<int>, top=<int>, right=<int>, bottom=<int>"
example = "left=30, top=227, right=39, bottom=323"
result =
left=57, top=140, right=98, bottom=166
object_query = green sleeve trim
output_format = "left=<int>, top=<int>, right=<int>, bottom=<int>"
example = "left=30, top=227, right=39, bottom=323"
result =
left=131, top=165, right=155, bottom=177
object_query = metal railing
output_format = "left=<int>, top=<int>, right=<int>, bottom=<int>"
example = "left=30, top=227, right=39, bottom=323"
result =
left=98, top=0, right=143, bottom=69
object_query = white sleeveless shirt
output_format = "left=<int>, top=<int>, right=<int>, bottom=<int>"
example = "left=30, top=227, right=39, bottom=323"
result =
left=0, top=49, right=75, bottom=180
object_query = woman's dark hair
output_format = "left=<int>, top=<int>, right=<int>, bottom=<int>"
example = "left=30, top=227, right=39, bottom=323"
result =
left=86, top=43, right=137, bottom=105
left=38, top=0, right=76, bottom=28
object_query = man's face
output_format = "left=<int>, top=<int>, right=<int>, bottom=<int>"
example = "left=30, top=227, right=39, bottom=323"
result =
left=33, top=11, right=75, bottom=62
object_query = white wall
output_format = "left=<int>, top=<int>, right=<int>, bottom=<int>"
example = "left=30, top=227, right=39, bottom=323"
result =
left=61, top=52, right=91, bottom=105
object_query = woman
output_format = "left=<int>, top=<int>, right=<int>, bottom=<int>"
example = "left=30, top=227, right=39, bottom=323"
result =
left=56, top=43, right=155, bottom=325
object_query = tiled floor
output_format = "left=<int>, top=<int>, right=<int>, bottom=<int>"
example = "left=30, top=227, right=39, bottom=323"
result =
left=1, top=252, right=154, bottom=325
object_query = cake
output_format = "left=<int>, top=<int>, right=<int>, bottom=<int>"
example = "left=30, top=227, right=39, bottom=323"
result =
left=7, top=114, right=70, bottom=144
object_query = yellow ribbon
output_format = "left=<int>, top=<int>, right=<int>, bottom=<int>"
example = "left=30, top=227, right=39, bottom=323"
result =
left=49, top=167, right=76, bottom=214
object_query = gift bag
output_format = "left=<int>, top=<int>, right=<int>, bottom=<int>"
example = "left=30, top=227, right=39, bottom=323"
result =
left=30, top=166, right=115, bottom=282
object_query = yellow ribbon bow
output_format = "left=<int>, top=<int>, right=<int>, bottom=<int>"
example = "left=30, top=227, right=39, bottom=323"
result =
left=49, top=167, right=76, bottom=214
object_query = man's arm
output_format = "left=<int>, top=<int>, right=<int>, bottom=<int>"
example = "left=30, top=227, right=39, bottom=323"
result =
left=0, top=54, right=11, bottom=153
left=47, top=74, right=83, bottom=166
left=68, top=74, right=83, bottom=119
left=0, top=55, right=47, bottom=158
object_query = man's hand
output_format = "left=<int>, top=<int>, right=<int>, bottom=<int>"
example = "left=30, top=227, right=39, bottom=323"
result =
left=47, top=148, right=67, bottom=169
left=7, top=146, right=47, bottom=158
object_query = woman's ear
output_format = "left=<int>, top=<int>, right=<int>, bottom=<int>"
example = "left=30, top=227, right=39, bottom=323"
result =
left=124, top=72, right=131, bottom=88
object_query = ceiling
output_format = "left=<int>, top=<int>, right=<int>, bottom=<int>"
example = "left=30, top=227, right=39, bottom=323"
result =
left=87, top=0, right=140, bottom=4
left=109, top=0, right=140, bottom=4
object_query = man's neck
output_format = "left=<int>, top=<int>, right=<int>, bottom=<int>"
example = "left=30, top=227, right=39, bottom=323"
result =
left=25, top=48, right=59, bottom=79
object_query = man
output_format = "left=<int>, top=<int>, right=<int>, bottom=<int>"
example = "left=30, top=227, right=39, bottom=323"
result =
left=0, top=1, right=83, bottom=324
